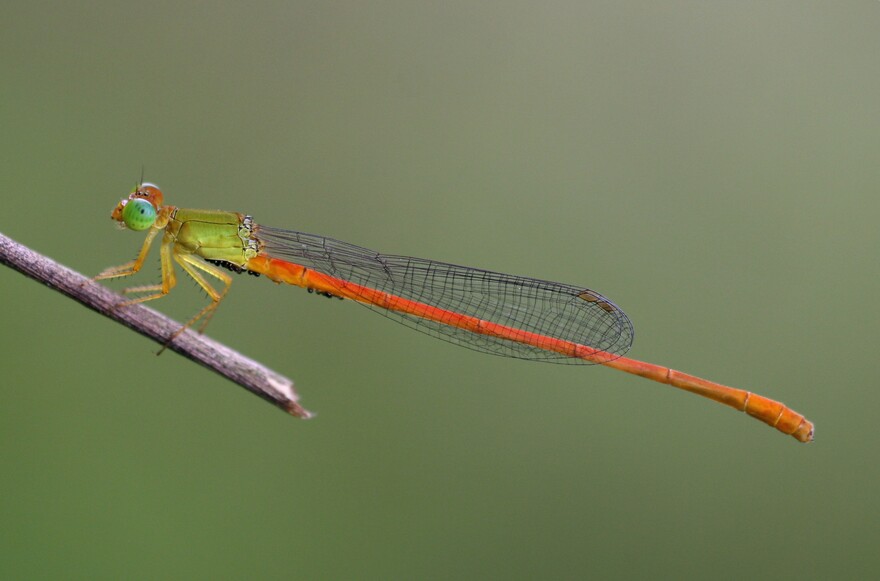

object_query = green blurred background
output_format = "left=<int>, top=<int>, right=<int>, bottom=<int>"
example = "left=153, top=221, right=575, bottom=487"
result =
left=1, top=1, right=877, bottom=579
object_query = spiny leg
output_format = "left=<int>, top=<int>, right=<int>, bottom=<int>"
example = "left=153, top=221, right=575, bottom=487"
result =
left=93, top=230, right=179, bottom=321
left=94, top=226, right=162, bottom=281
left=116, top=233, right=177, bottom=307
left=164, top=250, right=233, bottom=344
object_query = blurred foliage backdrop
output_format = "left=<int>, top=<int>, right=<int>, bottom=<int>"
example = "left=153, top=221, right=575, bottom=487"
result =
left=2, top=1, right=878, bottom=579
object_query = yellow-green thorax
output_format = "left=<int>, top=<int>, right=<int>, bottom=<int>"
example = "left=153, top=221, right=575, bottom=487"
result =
left=165, top=208, right=260, bottom=266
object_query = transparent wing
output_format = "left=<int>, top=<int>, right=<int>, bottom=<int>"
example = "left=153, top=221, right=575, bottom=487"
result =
left=256, top=226, right=634, bottom=364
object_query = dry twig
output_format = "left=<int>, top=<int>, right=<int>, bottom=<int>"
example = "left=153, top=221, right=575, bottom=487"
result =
left=0, top=231, right=312, bottom=418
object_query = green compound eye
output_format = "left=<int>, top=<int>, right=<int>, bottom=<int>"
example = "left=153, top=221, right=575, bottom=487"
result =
left=122, top=198, right=157, bottom=231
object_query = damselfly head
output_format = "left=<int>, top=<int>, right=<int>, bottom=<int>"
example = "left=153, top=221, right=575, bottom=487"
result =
left=110, top=182, right=164, bottom=230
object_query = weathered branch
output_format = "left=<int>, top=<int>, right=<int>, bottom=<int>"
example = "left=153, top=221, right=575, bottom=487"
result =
left=0, top=231, right=312, bottom=419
